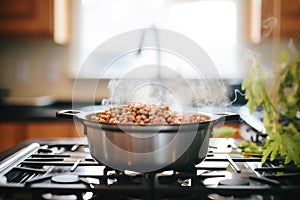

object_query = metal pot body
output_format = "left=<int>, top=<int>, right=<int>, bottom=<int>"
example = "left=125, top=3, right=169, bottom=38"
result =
left=84, top=120, right=211, bottom=172
left=56, top=110, right=239, bottom=173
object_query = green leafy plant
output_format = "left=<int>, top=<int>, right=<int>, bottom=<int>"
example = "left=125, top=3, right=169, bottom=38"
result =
left=242, top=51, right=300, bottom=166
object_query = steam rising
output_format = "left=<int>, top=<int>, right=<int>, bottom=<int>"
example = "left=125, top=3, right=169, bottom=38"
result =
left=288, top=39, right=300, bottom=55
left=262, top=17, right=277, bottom=40
left=101, top=66, right=229, bottom=112
left=76, top=28, right=232, bottom=112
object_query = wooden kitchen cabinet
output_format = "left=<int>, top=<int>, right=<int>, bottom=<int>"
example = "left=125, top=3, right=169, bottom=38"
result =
left=0, top=0, right=70, bottom=44
left=25, top=121, right=79, bottom=139
left=0, top=123, right=26, bottom=153
left=0, top=121, right=82, bottom=153
left=261, top=0, right=300, bottom=41
left=281, top=0, right=300, bottom=40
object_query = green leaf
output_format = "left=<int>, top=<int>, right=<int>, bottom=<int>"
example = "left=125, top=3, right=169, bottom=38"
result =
left=281, top=123, right=300, bottom=166
left=242, top=58, right=270, bottom=113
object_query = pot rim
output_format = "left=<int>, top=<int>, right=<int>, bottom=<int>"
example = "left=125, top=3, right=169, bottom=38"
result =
left=56, top=109, right=239, bottom=132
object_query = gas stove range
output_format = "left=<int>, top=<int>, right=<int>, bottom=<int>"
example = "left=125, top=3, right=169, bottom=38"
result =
left=0, top=137, right=299, bottom=200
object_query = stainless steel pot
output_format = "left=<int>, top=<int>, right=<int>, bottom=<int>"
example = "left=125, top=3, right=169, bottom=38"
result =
left=56, top=110, right=239, bottom=173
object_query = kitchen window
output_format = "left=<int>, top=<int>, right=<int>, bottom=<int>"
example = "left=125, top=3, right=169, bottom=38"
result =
left=71, top=0, right=238, bottom=79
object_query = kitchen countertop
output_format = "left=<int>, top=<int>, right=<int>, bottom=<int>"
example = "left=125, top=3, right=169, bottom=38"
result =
left=0, top=103, right=238, bottom=122
left=0, top=101, right=93, bottom=122
left=0, top=102, right=249, bottom=123
left=0, top=82, right=247, bottom=122
left=0, top=102, right=261, bottom=151
left=0, top=86, right=247, bottom=123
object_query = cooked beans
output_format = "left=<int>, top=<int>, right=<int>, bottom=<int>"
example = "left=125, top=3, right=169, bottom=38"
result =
left=96, top=102, right=208, bottom=125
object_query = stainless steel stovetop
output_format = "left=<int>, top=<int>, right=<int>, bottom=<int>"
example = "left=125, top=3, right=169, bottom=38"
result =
left=0, top=137, right=299, bottom=200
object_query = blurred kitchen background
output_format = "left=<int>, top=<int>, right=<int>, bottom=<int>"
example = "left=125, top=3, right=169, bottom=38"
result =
left=0, top=0, right=299, bottom=151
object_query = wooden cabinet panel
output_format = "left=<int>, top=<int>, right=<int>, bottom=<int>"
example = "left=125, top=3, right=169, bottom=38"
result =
left=281, top=0, right=300, bottom=39
left=0, top=0, right=34, bottom=17
left=0, top=123, right=26, bottom=153
left=0, top=0, right=70, bottom=43
left=261, top=0, right=300, bottom=41
left=25, top=122, right=78, bottom=139
left=0, top=0, right=54, bottom=39
left=0, top=121, right=82, bottom=152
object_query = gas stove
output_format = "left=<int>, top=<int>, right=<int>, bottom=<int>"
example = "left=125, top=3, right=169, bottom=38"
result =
left=0, top=137, right=299, bottom=200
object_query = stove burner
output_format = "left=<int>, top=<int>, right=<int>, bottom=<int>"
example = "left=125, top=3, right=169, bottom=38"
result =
left=219, top=178, right=249, bottom=186
left=51, top=174, right=79, bottom=184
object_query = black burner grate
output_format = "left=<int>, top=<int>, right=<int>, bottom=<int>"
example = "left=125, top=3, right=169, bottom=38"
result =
left=0, top=138, right=299, bottom=200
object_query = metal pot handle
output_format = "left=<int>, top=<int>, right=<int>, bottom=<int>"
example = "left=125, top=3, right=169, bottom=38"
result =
left=56, top=110, right=82, bottom=120
left=212, top=112, right=240, bottom=126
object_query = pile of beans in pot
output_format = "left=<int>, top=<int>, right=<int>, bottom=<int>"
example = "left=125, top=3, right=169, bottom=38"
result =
left=96, top=102, right=208, bottom=125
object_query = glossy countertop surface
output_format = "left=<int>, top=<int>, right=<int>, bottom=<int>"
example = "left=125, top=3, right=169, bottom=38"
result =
left=0, top=101, right=93, bottom=122
left=0, top=83, right=247, bottom=122
left=0, top=102, right=247, bottom=123
left=0, top=82, right=247, bottom=122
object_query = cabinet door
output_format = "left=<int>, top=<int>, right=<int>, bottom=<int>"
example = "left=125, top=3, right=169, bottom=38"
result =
left=281, top=0, right=300, bottom=40
left=0, top=123, right=26, bottom=153
left=0, top=0, right=53, bottom=39
left=261, top=0, right=300, bottom=41
left=25, top=121, right=80, bottom=139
